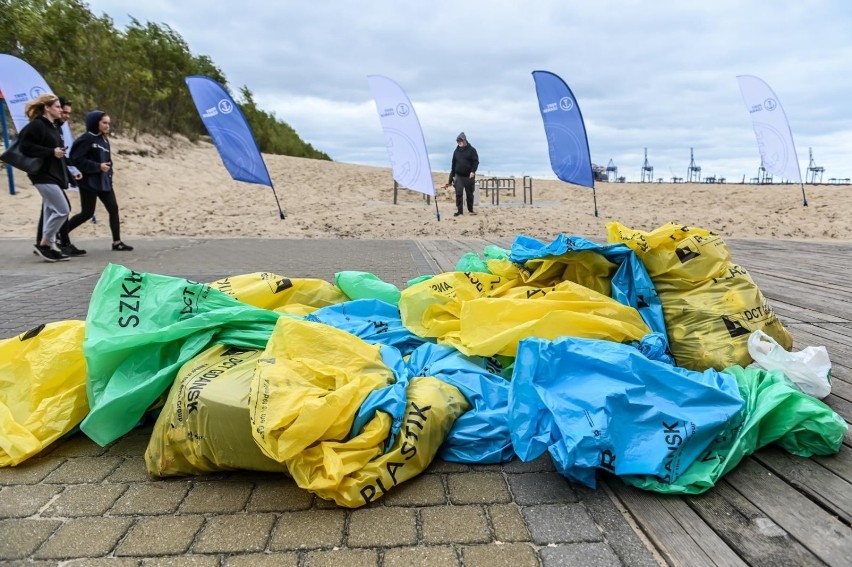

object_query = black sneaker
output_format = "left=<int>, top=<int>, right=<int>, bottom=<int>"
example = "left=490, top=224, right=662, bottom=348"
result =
left=61, top=243, right=87, bottom=256
left=469, top=211, right=477, bottom=216
left=453, top=212, right=463, bottom=217
left=112, top=241, right=134, bottom=251
left=34, top=245, right=69, bottom=262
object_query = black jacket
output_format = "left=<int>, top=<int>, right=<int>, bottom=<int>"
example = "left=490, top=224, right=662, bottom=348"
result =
left=19, top=116, right=69, bottom=188
left=448, top=143, right=479, bottom=184
left=70, top=111, right=112, bottom=193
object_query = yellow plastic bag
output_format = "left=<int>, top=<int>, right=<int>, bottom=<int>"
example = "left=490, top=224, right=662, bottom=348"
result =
left=286, top=376, right=468, bottom=507
left=250, top=317, right=396, bottom=462
left=210, top=272, right=347, bottom=316
left=0, top=321, right=88, bottom=466
left=607, top=222, right=792, bottom=370
left=400, top=272, right=650, bottom=357
left=145, top=344, right=287, bottom=476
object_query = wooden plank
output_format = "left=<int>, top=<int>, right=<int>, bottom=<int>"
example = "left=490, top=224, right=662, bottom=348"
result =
left=685, top=482, right=825, bottom=567
left=753, top=446, right=852, bottom=523
left=726, top=458, right=852, bottom=566
left=813, top=444, right=852, bottom=484
left=606, top=480, right=746, bottom=567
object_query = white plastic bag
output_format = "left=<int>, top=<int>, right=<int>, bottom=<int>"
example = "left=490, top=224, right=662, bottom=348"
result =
left=747, top=330, right=832, bottom=399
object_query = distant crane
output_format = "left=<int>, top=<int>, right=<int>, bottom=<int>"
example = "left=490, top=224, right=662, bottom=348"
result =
left=757, top=159, right=772, bottom=184
left=806, top=147, right=824, bottom=184
left=605, top=159, right=618, bottom=182
left=640, top=148, right=654, bottom=183
left=687, top=148, right=701, bottom=182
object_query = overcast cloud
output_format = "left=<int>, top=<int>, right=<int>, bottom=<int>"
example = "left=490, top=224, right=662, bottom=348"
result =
left=86, top=0, right=852, bottom=181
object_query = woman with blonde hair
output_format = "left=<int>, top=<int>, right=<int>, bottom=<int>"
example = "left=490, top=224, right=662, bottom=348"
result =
left=19, top=93, right=71, bottom=261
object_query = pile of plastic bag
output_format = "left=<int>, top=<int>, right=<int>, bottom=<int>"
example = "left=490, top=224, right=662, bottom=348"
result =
left=0, top=224, right=845, bottom=508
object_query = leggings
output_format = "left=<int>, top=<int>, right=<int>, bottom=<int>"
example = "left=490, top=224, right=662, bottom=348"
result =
left=68, top=190, right=121, bottom=242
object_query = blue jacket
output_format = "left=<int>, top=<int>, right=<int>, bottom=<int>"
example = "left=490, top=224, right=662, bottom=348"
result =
left=70, top=111, right=112, bottom=192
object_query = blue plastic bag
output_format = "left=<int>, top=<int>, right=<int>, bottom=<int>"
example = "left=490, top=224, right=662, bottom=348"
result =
left=509, top=335, right=745, bottom=487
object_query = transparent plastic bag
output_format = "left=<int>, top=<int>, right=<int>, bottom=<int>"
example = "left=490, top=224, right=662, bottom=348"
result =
left=747, top=330, right=832, bottom=399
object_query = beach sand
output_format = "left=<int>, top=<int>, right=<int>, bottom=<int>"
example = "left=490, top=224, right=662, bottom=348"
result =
left=1, top=134, right=849, bottom=243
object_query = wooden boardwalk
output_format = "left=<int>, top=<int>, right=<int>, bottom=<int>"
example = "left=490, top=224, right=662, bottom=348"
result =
left=416, top=237, right=852, bottom=567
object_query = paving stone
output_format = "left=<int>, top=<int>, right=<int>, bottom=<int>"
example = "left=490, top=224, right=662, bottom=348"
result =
left=382, top=473, right=446, bottom=507
left=383, top=546, right=460, bottom=567
left=246, top=478, right=313, bottom=512
left=462, top=542, right=539, bottom=567
left=314, top=496, right=342, bottom=509
left=0, top=458, right=63, bottom=485
left=142, top=556, right=219, bottom=567
left=43, top=456, right=123, bottom=483
left=488, top=503, right=530, bottom=542
left=421, top=505, right=491, bottom=545
left=115, top=515, right=205, bottom=556
left=524, top=503, right=602, bottom=545
left=304, top=548, right=377, bottom=567
left=540, top=542, right=623, bottom=567
left=0, top=518, right=61, bottom=560
left=65, top=558, right=141, bottom=566
left=503, top=454, right=556, bottom=473
left=348, top=507, right=417, bottom=547
left=269, top=510, right=346, bottom=550
left=224, top=552, right=299, bottom=567
left=426, top=459, right=470, bottom=473
left=447, top=472, right=510, bottom=505
left=107, top=457, right=152, bottom=483
left=43, top=484, right=127, bottom=517
left=192, top=513, right=276, bottom=553
left=0, top=484, right=62, bottom=518
left=180, top=481, right=253, bottom=513
left=577, top=485, right=660, bottom=567
left=507, top=472, right=577, bottom=505
left=111, top=481, right=190, bottom=515
left=47, top=433, right=108, bottom=458
left=106, top=429, right=154, bottom=457
left=33, top=517, right=133, bottom=559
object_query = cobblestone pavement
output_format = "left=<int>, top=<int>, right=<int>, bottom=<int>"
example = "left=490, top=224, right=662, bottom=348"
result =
left=0, top=237, right=660, bottom=566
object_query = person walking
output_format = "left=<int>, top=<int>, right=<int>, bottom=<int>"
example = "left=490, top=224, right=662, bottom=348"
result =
left=67, top=110, right=133, bottom=251
left=19, top=94, right=72, bottom=262
left=34, top=97, right=86, bottom=256
left=442, top=132, right=479, bottom=217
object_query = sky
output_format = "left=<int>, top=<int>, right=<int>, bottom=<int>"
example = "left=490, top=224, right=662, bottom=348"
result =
left=86, top=0, right=852, bottom=182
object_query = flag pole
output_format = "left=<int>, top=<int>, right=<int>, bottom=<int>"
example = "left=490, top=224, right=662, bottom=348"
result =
left=799, top=182, right=808, bottom=207
left=592, top=185, right=598, bottom=217
left=270, top=183, right=286, bottom=219
left=434, top=193, right=441, bottom=221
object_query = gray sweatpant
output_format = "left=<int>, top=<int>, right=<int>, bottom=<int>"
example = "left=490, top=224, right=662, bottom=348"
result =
left=34, top=183, right=71, bottom=245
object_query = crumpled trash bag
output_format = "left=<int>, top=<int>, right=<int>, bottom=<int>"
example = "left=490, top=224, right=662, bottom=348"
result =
left=623, top=365, right=848, bottom=494
left=509, top=335, right=745, bottom=488
left=607, top=222, right=792, bottom=370
left=509, top=233, right=668, bottom=339
left=306, top=299, right=429, bottom=356
left=81, top=264, right=283, bottom=446
left=335, top=271, right=402, bottom=305
left=400, top=273, right=651, bottom=357
left=0, top=321, right=89, bottom=466
left=145, top=343, right=288, bottom=476
left=249, top=317, right=467, bottom=507
left=455, top=244, right=510, bottom=272
left=210, top=272, right=347, bottom=316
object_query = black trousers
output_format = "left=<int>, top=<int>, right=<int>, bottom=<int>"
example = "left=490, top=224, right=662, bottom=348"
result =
left=36, top=189, right=71, bottom=246
left=453, top=174, right=475, bottom=213
left=68, top=189, right=121, bottom=242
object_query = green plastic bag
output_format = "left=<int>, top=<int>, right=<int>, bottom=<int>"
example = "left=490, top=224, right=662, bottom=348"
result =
left=624, top=365, right=848, bottom=494
left=80, top=264, right=284, bottom=446
left=335, top=271, right=401, bottom=305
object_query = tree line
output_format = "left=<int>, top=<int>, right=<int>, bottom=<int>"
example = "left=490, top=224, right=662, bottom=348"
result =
left=0, top=0, right=330, bottom=160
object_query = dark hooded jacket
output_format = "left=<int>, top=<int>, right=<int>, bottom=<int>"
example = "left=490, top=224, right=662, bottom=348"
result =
left=448, top=131, right=479, bottom=184
left=70, top=111, right=112, bottom=193
left=19, top=115, right=69, bottom=188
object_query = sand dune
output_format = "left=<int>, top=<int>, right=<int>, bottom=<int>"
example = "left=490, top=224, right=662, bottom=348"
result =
left=1, top=134, right=849, bottom=242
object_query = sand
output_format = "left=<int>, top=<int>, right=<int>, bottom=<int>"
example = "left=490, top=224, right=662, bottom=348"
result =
left=1, top=134, right=849, bottom=243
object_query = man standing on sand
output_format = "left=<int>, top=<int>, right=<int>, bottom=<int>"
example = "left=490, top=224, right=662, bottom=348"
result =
left=442, top=132, right=479, bottom=217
